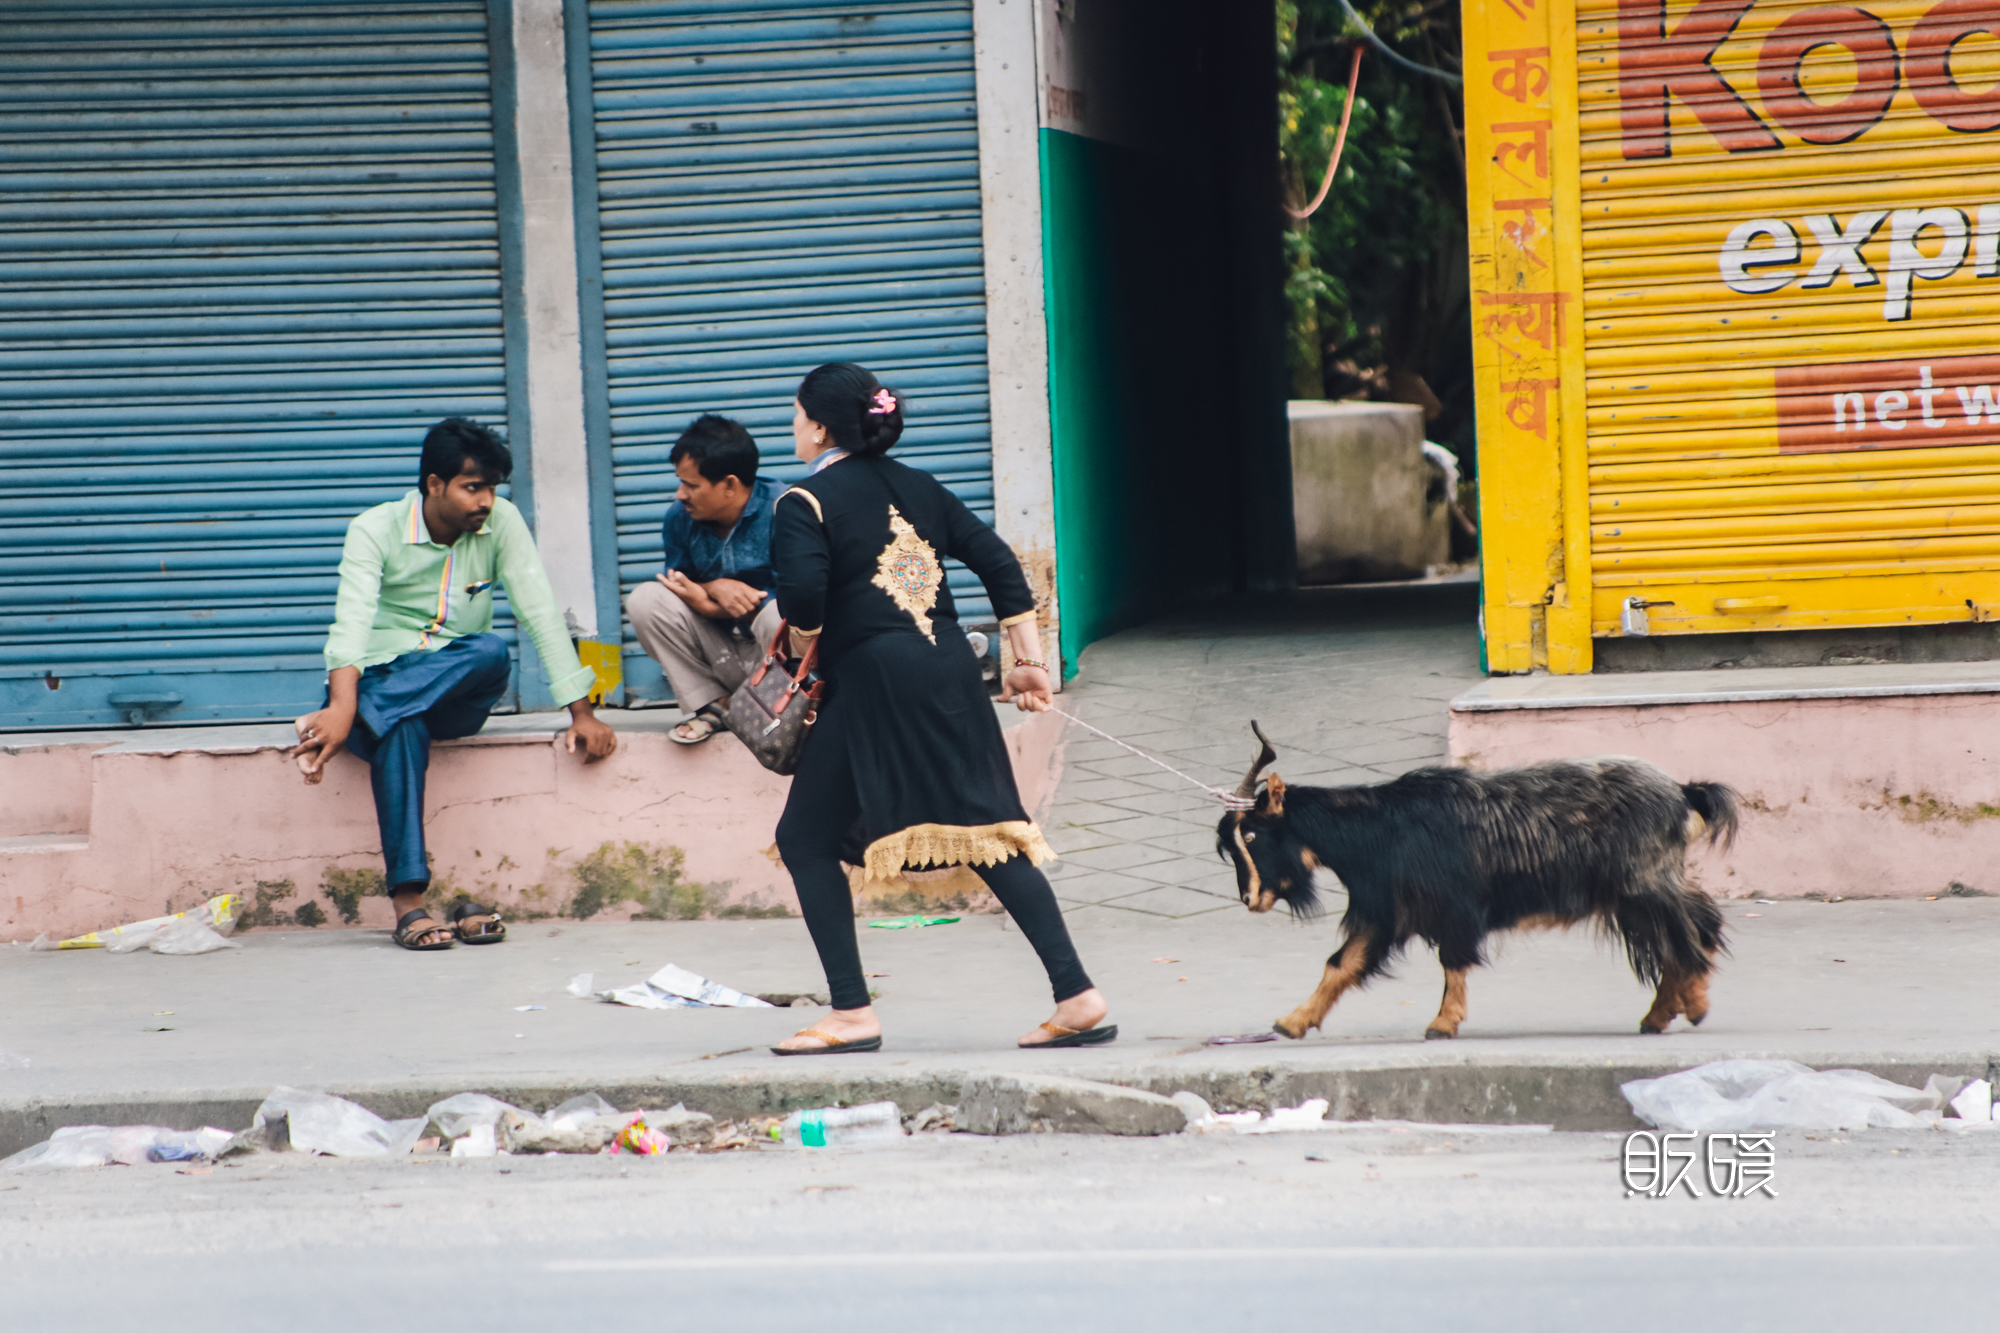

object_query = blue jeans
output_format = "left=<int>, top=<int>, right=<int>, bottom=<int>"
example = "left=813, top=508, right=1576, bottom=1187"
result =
left=341, top=633, right=512, bottom=891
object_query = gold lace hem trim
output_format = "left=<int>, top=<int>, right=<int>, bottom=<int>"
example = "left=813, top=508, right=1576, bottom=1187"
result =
left=862, top=820, right=1054, bottom=883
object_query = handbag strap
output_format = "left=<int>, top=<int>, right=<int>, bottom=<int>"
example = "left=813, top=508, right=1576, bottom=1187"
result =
left=746, top=617, right=817, bottom=690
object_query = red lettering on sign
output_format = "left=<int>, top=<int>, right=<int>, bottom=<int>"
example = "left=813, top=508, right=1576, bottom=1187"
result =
left=1618, top=0, right=1783, bottom=159
left=1776, top=354, right=2000, bottom=452
left=1500, top=378, right=1560, bottom=438
left=1756, top=7, right=1901, bottom=144
left=1479, top=292, right=1573, bottom=350
left=1489, top=47, right=1553, bottom=102
left=1908, top=0, right=2000, bottom=133
left=1492, top=120, right=1553, bottom=178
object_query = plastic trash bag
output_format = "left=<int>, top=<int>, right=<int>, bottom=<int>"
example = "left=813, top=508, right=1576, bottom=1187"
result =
left=642, top=1103, right=716, bottom=1138
left=62, top=895, right=239, bottom=951
left=255, top=1087, right=425, bottom=1157
left=149, top=916, right=239, bottom=955
left=545, top=1092, right=618, bottom=1131
left=1172, top=1092, right=1223, bottom=1133
left=450, top=1123, right=499, bottom=1158
left=1172, top=1094, right=1335, bottom=1135
left=426, top=1092, right=528, bottom=1142
left=1950, top=1078, right=1994, bottom=1124
left=2, top=1124, right=233, bottom=1170
left=1622, top=1060, right=1949, bottom=1132
left=102, top=915, right=238, bottom=955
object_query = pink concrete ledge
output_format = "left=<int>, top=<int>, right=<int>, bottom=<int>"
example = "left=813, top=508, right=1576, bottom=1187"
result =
left=1, top=708, right=1068, bottom=941
left=1450, top=662, right=2000, bottom=901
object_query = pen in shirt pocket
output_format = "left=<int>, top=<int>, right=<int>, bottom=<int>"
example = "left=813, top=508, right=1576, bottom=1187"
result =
left=465, top=580, right=494, bottom=597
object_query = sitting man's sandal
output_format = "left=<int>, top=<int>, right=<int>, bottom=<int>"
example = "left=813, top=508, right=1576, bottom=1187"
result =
left=771, top=1027, right=883, bottom=1056
left=449, top=899, right=506, bottom=945
left=670, top=703, right=727, bottom=746
left=1021, top=1021, right=1118, bottom=1049
left=393, top=908, right=454, bottom=951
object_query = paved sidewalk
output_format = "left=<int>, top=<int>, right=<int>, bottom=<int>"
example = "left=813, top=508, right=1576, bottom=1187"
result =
left=1041, top=579, right=1485, bottom=918
left=11, top=583, right=1998, bottom=1153
left=5, top=897, right=1995, bottom=1153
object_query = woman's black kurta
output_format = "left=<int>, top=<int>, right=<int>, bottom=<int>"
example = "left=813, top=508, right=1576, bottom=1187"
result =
left=771, top=455, right=1049, bottom=881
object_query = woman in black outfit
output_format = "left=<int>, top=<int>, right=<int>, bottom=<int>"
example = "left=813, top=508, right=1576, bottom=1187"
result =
left=768, top=362, right=1113, bottom=1054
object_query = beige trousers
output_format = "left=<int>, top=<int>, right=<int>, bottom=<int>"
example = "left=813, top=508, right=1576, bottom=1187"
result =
left=625, top=580, right=782, bottom=715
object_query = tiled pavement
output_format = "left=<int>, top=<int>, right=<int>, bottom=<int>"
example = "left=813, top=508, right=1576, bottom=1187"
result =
left=1040, top=578, right=1485, bottom=919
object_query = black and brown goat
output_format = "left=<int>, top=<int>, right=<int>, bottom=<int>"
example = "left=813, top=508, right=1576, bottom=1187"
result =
left=1215, top=725, right=1737, bottom=1040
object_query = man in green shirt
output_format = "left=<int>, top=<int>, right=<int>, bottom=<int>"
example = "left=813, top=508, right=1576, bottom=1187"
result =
left=287, top=418, right=618, bottom=950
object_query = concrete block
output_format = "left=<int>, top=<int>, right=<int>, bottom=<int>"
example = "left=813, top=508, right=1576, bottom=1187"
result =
left=0, top=703, right=1072, bottom=940
left=1288, top=400, right=1449, bottom=584
left=957, top=1073, right=1190, bottom=1136
left=1451, top=660, right=2000, bottom=899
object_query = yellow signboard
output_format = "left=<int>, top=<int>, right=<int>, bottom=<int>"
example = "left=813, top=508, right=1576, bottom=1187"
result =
left=1468, top=0, right=2000, bottom=671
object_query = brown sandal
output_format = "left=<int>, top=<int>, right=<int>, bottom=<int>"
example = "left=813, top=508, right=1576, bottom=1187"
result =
left=392, top=909, right=453, bottom=951
left=1020, top=1021, right=1118, bottom=1049
left=449, top=900, right=506, bottom=945
left=670, top=704, right=727, bottom=746
left=771, top=1027, right=883, bottom=1056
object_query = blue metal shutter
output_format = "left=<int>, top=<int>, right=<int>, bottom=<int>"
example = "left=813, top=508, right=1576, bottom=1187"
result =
left=0, top=2, right=511, bottom=730
left=583, top=0, right=996, bottom=704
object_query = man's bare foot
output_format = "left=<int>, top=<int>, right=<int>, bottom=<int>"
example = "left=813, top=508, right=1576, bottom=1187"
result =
left=773, top=1004, right=880, bottom=1051
left=1017, top=987, right=1109, bottom=1046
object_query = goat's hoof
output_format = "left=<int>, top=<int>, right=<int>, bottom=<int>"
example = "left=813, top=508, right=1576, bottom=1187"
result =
left=1638, top=1022, right=1668, bottom=1035
left=1423, top=1027, right=1456, bottom=1041
left=1272, top=1020, right=1306, bottom=1040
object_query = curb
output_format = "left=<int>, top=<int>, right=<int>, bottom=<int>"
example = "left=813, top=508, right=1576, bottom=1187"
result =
left=8, top=1055, right=1995, bottom=1157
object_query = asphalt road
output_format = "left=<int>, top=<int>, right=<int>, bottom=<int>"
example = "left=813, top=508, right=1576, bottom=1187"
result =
left=7, top=1123, right=1996, bottom=1332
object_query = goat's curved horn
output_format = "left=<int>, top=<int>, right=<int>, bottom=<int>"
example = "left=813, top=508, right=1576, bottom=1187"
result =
left=1235, top=721, right=1278, bottom=799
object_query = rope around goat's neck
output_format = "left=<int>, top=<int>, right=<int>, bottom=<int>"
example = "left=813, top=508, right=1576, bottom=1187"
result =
left=1049, top=707, right=1256, bottom=811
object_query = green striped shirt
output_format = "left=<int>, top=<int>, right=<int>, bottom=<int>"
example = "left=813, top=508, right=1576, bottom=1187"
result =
left=323, top=491, right=595, bottom=707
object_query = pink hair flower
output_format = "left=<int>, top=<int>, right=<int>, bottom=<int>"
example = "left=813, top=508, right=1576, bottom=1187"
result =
left=868, top=388, right=898, bottom=415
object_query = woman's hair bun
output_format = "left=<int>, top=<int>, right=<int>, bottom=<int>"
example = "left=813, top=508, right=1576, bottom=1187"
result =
left=856, top=383, right=904, bottom=456
left=797, top=361, right=904, bottom=458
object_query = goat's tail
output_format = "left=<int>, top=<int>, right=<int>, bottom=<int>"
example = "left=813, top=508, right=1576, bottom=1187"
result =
left=1682, top=781, right=1739, bottom=852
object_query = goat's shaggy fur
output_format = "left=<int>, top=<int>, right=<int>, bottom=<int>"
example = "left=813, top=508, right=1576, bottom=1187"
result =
left=1215, top=727, right=1737, bottom=1039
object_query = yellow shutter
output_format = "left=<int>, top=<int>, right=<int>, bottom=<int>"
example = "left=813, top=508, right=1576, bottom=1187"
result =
left=1471, top=0, right=2000, bottom=667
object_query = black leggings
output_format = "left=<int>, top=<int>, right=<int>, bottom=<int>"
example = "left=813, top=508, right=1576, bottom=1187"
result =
left=775, top=750, right=1094, bottom=1012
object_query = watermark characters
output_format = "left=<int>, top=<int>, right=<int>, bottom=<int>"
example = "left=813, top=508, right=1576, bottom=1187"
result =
left=1623, top=1131, right=1780, bottom=1198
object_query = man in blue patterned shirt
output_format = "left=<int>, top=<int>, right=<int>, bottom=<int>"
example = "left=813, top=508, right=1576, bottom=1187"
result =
left=626, top=415, right=782, bottom=744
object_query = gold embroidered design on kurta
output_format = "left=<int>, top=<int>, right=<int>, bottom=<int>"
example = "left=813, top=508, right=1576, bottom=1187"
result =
left=870, top=505, right=943, bottom=643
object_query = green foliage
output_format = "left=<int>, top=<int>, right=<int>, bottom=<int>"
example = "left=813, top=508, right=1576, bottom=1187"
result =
left=1279, top=0, right=1475, bottom=460
left=320, top=866, right=385, bottom=926
left=566, top=841, right=715, bottom=921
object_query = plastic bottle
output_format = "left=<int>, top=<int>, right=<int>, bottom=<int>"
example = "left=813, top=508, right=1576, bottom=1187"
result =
left=772, top=1102, right=905, bottom=1147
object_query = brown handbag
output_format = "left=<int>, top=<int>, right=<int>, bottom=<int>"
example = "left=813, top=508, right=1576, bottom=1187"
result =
left=721, top=620, right=822, bottom=775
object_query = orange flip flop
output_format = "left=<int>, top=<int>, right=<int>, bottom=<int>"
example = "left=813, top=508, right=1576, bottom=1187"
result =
left=771, top=1027, right=883, bottom=1056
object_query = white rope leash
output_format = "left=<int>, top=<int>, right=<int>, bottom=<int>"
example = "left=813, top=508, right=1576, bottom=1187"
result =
left=1050, top=707, right=1256, bottom=811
